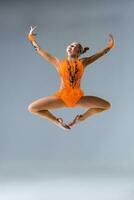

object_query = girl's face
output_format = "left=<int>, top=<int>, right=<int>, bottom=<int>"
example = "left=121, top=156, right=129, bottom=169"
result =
left=66, top=43, right=82, bottom=58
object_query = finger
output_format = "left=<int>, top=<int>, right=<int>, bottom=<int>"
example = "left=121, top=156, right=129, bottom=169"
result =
left=29, top=27, right=33, bottom=35
left=32, top=26, right=37, bottom=31
left=29, top=26, right=36, bottom=33
left=109, top=34, right=114, bottom=41
left=30, top=26, right=34, bottom=32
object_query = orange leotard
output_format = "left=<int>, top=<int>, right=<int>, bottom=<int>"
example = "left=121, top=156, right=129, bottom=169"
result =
left=53, top=57, right=85, bottom=107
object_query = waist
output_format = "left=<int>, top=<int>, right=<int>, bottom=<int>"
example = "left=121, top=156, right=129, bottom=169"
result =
left=57, top=86, right=84, bottom=94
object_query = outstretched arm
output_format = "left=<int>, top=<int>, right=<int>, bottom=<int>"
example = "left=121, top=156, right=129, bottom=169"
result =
left=28, top=26, right=60, bottom=69
left=80, top=34, right=115, bottom=68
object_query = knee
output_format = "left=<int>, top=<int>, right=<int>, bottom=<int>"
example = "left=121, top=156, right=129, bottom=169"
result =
left=28, top=104, right=39, bottom=113
left=104, top=101, right=112, bottom=110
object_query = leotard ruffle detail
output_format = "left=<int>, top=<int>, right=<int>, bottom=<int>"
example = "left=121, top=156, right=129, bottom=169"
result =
left=53, top=58, right=84, bottom=107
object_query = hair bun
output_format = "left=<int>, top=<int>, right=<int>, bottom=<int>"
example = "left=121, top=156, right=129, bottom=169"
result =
left=82, top=47, right=90, bottom=54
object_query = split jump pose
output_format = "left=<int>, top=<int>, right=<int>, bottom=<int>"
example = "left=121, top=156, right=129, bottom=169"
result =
left=27, top=26, right=115, bottom=130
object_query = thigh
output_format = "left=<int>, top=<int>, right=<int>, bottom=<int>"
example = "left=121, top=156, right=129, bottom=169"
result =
left=28, top=95, right=67, bottom=111
left=75, top=95, right=111, bottom=109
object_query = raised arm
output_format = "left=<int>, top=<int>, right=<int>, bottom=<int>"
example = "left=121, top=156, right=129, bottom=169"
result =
left=27, top=26, right=60, bottom=69
left=80, top=34, right=115, bottom=68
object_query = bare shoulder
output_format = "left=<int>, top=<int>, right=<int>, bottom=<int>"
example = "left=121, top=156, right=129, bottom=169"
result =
left=79, top=57, right=88, bottom=68
left=79, top=57, right=86, bottom=63
left=54, top=58, right=64, bottom=71
left=53, top=57, right=62, bottom=67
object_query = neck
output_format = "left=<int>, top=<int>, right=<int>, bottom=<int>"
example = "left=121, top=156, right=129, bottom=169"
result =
left=66, top=55, right=78, bottom=61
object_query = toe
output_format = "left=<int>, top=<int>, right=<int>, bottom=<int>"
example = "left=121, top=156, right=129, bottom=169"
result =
left=64, top=124, right=71, bottom=129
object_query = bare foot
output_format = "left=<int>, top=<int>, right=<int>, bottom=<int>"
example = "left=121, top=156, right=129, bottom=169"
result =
left=68, top=114, right=84, bottom=127
left=55, top=118, right=71, bottom=130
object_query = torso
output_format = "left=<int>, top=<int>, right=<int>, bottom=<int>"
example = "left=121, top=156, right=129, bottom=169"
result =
left=53, top=57, right=85, bottom=107
left=57, top=58, right=84, bottom=90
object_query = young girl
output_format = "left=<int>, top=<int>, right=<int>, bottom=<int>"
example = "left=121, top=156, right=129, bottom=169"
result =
left=27, top=26, right=115, bottom=130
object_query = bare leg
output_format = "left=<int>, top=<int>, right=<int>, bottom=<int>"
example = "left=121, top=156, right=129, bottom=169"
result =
left=68, top=96, right=111, bottom=126
left=28, top=96, right=71, bottom=130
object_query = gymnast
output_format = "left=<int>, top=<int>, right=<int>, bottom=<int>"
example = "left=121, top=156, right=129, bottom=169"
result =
left=27, top=26, right=115, bottom=130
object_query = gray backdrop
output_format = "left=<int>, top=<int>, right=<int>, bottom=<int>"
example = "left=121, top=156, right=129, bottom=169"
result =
left=1, top=0, right=134, bottom=165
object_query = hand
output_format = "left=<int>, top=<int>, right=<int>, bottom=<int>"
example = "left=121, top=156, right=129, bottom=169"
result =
left=108, top=34, right=115, bottom=49
left=28, top=26, right=37, bottom=42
